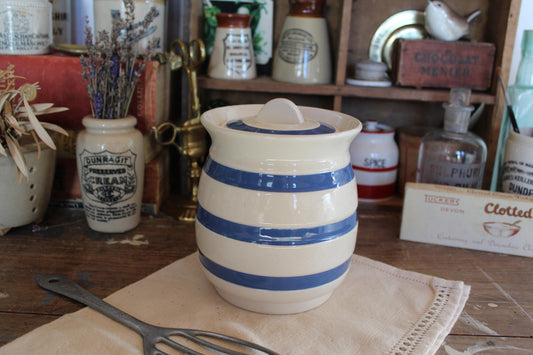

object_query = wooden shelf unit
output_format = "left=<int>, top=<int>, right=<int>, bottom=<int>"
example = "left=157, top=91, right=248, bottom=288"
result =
left=183, top=0, right=521, bottom=189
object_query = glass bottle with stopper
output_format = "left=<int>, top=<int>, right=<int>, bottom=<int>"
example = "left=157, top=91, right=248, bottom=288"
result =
left=416, top=88, right=487, bottom=188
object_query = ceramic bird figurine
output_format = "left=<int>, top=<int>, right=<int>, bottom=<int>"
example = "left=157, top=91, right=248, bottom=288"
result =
left=424, top=0, right=481, bottom=41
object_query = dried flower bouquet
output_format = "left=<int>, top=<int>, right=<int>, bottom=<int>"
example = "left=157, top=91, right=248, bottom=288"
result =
left=80, top=0, right=158, bottom=119
left=0, top=65, right=68, bottom=182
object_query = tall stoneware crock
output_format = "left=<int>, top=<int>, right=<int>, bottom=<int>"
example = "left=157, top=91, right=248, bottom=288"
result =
left=76, top=116, right=144, bottom=233
left=196, top=98, right=362, bottom=314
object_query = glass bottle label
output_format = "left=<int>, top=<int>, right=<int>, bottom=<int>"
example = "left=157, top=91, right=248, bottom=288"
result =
left=422, top=162, right=484, bottom=188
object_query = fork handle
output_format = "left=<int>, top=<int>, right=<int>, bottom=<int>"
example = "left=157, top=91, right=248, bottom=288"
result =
left=36, top=274, right=149, bottom=336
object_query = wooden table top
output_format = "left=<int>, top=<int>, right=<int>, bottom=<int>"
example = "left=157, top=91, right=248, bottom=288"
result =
left=1, top=199, right=532, bottom=353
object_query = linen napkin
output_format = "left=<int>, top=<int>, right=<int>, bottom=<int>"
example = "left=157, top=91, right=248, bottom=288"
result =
left=0, top=253, right=469, bottom=354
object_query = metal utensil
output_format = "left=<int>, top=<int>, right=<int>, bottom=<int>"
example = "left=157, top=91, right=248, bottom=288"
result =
left=36, top=274, right=279, bottom=355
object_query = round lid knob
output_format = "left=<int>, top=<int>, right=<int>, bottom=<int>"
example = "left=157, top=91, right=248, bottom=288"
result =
left=226, top=98, right=336, bottom=135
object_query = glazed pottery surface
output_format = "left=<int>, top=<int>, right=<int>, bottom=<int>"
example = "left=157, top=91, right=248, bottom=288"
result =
left=196, top=98, right=361, bottom=314
left=76, top=116, right=144, bottom=233
left=0, top=0, right=52, bottom=55
left=502, top=130, right=533, bottom=197
left=272, top=0, right=331, bottom=84
left=350, top=121, right=399, bottom=201
left=272, top=16, right=331, bottom=84
left=0, top=143, right=56, bottom=232
left=208, top=13, right=256, bottom=80
left=93, top=0, right=166, bottom=52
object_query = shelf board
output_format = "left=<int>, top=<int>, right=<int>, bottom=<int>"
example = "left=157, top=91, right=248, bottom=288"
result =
left=198, top=76, right=496, bottom=104
left=198, top=76, right=341, bottom=95
left=340, top=84, right=495, bottom=104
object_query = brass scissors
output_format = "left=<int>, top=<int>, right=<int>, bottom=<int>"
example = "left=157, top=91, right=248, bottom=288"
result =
left=152, top=120, right=206, bottom=158
left=170, top=38, right=206, bottom=126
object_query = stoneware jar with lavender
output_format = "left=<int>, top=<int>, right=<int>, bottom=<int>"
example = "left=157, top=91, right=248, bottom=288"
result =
left=77, top=0, right=157, bottom=233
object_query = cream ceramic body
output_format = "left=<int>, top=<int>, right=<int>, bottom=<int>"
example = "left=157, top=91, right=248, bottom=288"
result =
left=0, top=0, right=52, bottom=54
left=350, top=121, right=399, bottom=201
left=76, top=116, right=144, bottom=233
left=272, top=16, right=331, bottom=84
left=94, top=0, right=166, bottom=52
left=196, top=99, right=361, bottom=314
left=208, top=23, right=256, bottom=80
left=501, top=130, right=533, bottom=197
left=0, top=143, right=56, bottom=232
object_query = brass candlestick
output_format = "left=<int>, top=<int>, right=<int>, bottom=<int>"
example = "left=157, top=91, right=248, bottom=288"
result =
left=153, top=39, right=207, bottom=222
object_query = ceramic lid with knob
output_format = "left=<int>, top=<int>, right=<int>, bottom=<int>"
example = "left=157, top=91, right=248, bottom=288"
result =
left=225, top=98, right=337, bottom=135
left=200, top=98, right=361, bottom=176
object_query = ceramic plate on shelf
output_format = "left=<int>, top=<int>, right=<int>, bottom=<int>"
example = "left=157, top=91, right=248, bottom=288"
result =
left=51, top=43, right=87, bottom=54
left=369, top=10, right=429, bottom=70
left=346, top=78, right=392, bottom=87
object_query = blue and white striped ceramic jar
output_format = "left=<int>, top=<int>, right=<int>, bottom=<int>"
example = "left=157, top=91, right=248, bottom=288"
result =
left=196, top=99, right=362, bottom=314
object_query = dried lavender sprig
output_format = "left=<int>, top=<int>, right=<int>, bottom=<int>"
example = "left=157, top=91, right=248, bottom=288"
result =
left=79, top=0, right=157, bottom=119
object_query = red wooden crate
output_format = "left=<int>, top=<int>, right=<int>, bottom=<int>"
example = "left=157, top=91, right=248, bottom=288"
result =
left=392, top=39, right=495, bottom=90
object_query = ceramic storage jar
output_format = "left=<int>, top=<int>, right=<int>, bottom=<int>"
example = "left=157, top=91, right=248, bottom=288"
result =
left=196, top=98, right=362, bottom=314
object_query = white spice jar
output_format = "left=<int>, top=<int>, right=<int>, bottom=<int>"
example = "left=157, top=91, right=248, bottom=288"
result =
left=0, top=0, right=52, bottom=55
left=350, top=121, right=399, bottom=201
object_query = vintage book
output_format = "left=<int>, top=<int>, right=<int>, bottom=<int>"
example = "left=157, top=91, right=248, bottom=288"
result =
left=0, top=53, right=171, bottom=133
left=51, top=150, right=170, bottom=215
left=400, top=182, right=533, bottom=258
left=392, top=39, right=495, bottom=90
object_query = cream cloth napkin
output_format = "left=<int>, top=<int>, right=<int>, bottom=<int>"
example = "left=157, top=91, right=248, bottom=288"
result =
left=0, top=253, right=469, bottom=355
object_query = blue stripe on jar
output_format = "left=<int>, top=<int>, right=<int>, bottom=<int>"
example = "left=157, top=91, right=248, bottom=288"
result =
left=196, top=204, right=357, bottom=246
left=199, top=250, right=351, bottom=291
left=203, top=157, right=354, bottom=192
left=226, top=119, right=336, bottom=135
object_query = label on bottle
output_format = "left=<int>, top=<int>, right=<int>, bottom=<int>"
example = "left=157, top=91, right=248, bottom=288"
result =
left=203, top=0, right=274, bottom=75
left=223, top=32, right=254, bottom=74
left=501, top=159, right=533, bottom=196
left=0, top=2, right=52, bottom=54
left=277, top=28, right=318, bottom=64
left=52, top=0, right=72, bottom=44
left=79, top=149, right=138, bottom=206
left=421, top=162, right=484, bottom=188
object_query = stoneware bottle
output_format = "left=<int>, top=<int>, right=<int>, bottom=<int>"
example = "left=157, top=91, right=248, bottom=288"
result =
left=0, top=0, right=52, bottom=54
left=350, top=121, right=399, bottom=201
left=272, top=0, right=332, bottom=84
left=93, top=0, right=167, bottom=52
left=208, top=13, right=256, bottom=80
left=502, top=130, right=533, bottom=196
left=196, top=98, right=361, bottom=314
left=76, top=116, right=145, bottom=233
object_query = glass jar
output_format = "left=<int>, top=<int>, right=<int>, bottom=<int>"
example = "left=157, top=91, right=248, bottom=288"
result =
left=417, top=89, right=487, bottom=188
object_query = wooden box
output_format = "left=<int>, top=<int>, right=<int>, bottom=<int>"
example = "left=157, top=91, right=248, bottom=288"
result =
left=392, top=39, right=496, bottom=90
